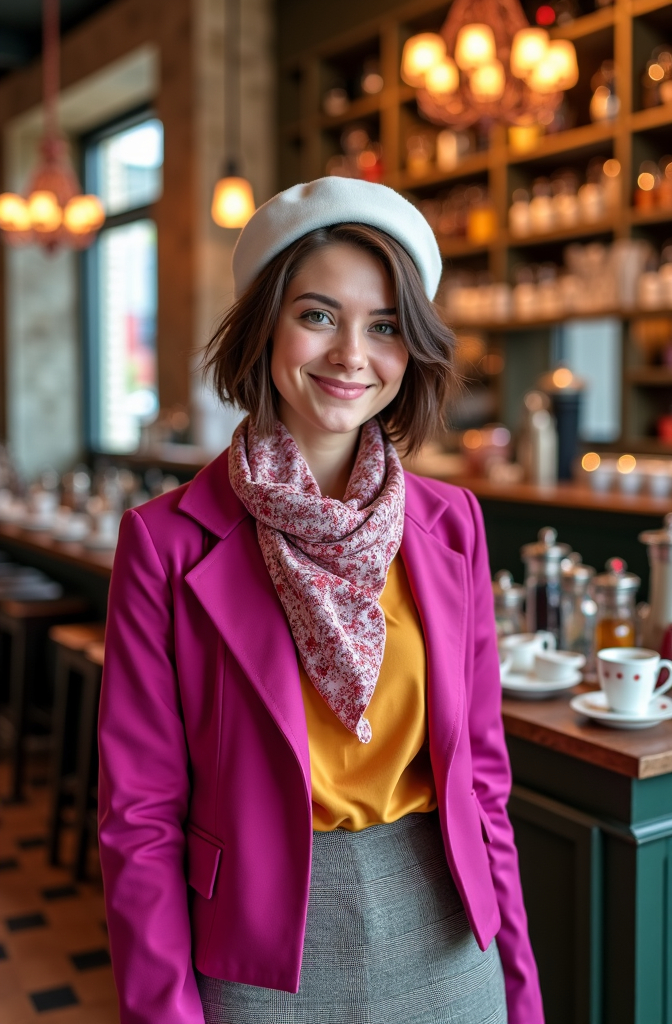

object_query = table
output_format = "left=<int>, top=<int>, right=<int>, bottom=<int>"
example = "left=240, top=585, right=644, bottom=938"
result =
left=503, top=685, right=672, bottom=1024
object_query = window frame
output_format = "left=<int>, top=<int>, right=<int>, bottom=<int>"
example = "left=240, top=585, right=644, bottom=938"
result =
left=81, top=104, right=162, bottom=454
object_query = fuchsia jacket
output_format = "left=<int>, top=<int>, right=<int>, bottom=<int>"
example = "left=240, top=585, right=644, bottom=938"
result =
left=98, top=450, right=544, bottom=1024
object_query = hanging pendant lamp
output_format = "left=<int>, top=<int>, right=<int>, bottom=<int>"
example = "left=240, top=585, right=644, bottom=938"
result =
left=0, top=0, right=105, bottom=251
left=401, top=0, right=579, bottom=129
left=211, top=0, right=255, bottom=229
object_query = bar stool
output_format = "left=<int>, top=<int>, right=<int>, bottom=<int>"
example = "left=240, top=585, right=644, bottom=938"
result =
left=0, top=595, right=90, bottom=803
left=72, top=640, right=105, bottom=880
left=47, top=623, right=106, bottom=868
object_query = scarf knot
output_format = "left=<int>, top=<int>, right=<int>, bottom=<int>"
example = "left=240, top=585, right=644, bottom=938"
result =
left=229, top=417, right=405, bottom=743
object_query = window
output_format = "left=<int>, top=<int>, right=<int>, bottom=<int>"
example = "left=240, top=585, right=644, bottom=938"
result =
left=83, top=112, right=164, bottom=453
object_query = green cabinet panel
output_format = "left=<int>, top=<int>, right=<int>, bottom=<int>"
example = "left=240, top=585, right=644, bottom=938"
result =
left=508, top=786, right=603, bottom=1024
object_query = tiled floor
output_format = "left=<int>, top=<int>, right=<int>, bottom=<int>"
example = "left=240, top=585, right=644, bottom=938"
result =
left=0, top=758, right=119, bottom=1023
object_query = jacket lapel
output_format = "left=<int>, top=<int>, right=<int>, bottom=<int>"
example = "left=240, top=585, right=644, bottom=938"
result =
left=179, top=455, right=311, bottom=785
left=400, top=476, right=467, bottom=773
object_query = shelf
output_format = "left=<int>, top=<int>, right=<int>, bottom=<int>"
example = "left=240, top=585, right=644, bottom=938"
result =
left=506, top=121, right=616, bottom=165
left=630, top=104, right=672, bottom=133
left=505, top=218, right=617, bottom=248
left=550, top=6, right=616, bottom=40
left=630, top=0, right=672, bottom=18
left=628, top=206, right=672, bottom=226
left=438, top=237, right=492, bottom=259
left=317, top=92, right=383, bottom=130
left=626, top=367, right=672, bottom=384
left=392, top=150, right=491, bottom=192
left=448, top=307, right=672, bottom=332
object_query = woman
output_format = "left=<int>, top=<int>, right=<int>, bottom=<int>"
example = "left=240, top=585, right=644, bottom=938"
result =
left=98, top=177, right=543, bottom=1024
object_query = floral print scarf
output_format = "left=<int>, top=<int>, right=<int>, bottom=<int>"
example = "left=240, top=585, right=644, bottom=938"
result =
left=228, top=416, right=405, bottom=743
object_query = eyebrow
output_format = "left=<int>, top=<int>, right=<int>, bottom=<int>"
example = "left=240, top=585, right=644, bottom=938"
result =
left=294, top=292, right=397, bottom=316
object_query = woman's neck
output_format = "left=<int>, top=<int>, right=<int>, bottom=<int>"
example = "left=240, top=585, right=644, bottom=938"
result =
left=278, top=405, right=359, bottom=501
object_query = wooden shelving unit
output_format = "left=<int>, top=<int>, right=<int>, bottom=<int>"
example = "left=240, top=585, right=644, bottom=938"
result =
left=279, top=0, right=672, bottom=454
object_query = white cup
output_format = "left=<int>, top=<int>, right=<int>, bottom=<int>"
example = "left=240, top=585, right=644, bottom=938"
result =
left=534, top=649, right=586, bottom=682
left=499, top=631, right=557, bottom=673
left=597, top=647, right=672, bottom=715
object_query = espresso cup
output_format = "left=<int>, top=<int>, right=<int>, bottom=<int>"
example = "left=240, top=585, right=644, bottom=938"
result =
left=597, top=647, right=672, bottom=715
left=534, top=649, right=586, bottom=682
left=498, top=631, right=556, bottom=673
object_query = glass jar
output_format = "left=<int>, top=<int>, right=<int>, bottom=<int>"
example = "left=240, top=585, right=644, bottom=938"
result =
left=521, top=527, right=572, bottom=641
left=492, top=570, right=525, bottom=638
left=560, top=562, right=597, bottom=675
left=593, top=557, right=640, bottom=651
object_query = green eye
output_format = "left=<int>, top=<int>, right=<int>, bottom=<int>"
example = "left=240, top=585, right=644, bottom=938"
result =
left=371, top=322, right=396, bottom=335
left=303, top=310, right=331, bottom=324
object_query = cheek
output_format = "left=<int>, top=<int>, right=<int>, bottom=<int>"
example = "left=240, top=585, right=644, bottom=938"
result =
left=375, top=343, right=409, bottom=388
left=270, top=322, right=310, bottom=384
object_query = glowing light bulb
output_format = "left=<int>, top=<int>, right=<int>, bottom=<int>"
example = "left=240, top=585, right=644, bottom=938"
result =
left=63, top=195, right=105, bottom=234
left=510, top=28, right=549, bottom=79
left=462, top=429, right=483, bottom=450
left=0, top=193, right=30, bottom=232
left=27, top=190, right=62, bottom=232
left=582, top=452, right=601, bottom=472
left=211, top=175, right=255, bottom=228
left=528, top=40, right=578, bottom=93
left=455, top=24, right=496, bottom=71
left=470, top=60, right=505, bottom=101
left=617, top=454, right=636, bottom=474
left=425, top=57, right=459, bottom=97
left=638, top=171, right=656, bottom=191
left=603, top=158, right=621, bottom=178
left=401, top=33, right=446, bottom=87
left=552, top=367, right=573, bottom=388
left=649, top=63, right=665, bottom=82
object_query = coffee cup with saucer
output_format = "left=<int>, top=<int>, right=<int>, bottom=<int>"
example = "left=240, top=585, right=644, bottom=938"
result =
left=534, top=650, right=586, bottom=682
left=498, top=631, right=556, bottom=673
left=570, top=647, right=672, bottom=728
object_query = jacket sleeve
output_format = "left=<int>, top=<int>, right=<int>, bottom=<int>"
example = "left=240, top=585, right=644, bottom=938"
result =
left=463, top=488, right=545, bottom=1024
left=98, top=509, right=204, bottom=1024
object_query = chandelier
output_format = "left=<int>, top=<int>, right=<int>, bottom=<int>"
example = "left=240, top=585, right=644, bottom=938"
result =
left=0, top=0, right=105, bottom=252
left=401, top=0, right=579, bottom=129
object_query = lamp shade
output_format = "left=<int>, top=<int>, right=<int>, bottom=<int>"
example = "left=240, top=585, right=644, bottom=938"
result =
left=0, top=193, right=30, bottom=231
left=527, top=40, right=578, bottom=93
left=28, top=190, right=62, bottom=232
left=63, top=194, right=105, bottom=234
left=401, top=33, right=446, bottom=87
left=425, top=57, right=460, bottom=97
left=470, top=59, right=506, bottom=101
left=510, top=28, right=549, bottom=79
left=211, top=175, right=255, bottom=228
left=454, top=24, right=496, bottom=71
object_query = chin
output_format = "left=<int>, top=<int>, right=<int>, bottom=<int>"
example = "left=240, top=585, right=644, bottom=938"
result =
left=310, top=405, right=373, bottom=436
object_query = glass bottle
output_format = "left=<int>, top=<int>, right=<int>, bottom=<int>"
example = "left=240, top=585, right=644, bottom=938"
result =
left=492, top=570, right=526, bottom=638
left=560, top=561, right=597, bottom=675
left=521, top=527, right=572, bottom=641
left=593, top=558, right=640, bottom=651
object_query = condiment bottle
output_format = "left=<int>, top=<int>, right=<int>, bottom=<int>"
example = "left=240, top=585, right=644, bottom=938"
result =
left=492, top=570, right=526, bottom=638
left=638, top=513, right=672, bottom=653
left=521, top=527, right=572, bottom=640
left=560, top=561, right=597, bottom=676
left=593, top=558, right=640, bottom=651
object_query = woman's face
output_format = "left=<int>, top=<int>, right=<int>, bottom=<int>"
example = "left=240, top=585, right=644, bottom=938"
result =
left=270, top=243, right=409, bottom=441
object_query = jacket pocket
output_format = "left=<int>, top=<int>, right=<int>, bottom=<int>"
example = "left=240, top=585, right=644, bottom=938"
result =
left=186, top=825, right=222, bottom=899
left=471, top=790, right=493, bottom=844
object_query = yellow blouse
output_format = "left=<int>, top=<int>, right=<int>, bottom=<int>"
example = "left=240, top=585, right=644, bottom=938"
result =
left=299, top=556, right=437, bottom=832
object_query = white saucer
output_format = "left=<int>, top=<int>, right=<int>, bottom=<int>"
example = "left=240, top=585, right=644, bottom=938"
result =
left=570, top=690, right=672, bottom=729
left=501, top=670, right=582, bottom=699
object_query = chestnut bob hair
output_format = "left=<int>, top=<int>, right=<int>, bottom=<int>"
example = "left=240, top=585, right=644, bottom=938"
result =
left=203, top=223, right=457, bottom=455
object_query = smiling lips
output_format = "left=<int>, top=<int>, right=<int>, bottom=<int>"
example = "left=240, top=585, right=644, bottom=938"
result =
left=310, top=374, right=373, bottom=400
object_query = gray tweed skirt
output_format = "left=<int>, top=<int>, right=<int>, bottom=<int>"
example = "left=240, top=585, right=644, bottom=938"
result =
left=196, top=811, right=507, bottom=1024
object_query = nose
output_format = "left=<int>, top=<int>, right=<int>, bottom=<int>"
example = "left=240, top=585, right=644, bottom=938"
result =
left=327, top=323, right=368, bottom=372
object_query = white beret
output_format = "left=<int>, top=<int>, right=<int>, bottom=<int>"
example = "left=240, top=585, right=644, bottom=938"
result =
left=232, top=177, right=443, bottom=300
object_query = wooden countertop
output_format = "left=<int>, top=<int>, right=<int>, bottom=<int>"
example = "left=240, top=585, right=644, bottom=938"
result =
left=404, top=450, right=672, bottom=515
left=0, top=522, right=115, bottom=578
left=502, top=684, right=672, bottom=779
